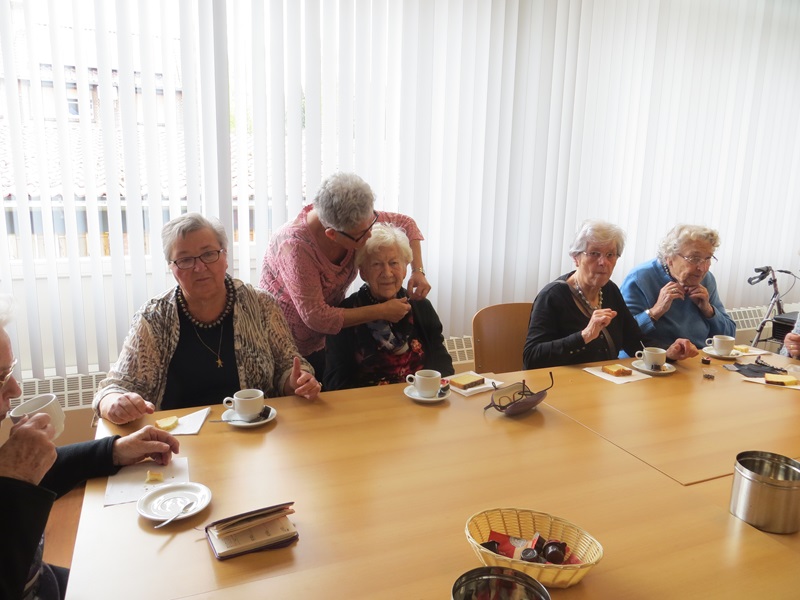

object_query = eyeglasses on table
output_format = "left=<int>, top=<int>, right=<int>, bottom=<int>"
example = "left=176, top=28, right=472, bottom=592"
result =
left=484, top=372, right=554, bottom=416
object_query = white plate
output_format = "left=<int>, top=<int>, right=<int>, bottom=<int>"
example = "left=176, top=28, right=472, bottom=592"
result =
left=404, top=385, right=450, bottom=403
left=702, top=347, right=742, bottom=360
left=137, top=482, right=212, bottom=522
left=221, top=405, right=277, bottom=428
left=631, top=360, right=677, bottom=376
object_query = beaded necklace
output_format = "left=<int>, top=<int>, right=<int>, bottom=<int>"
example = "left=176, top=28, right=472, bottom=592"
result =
left=176, top=274, right=235, bottom=329
left=662, top=262, right=677, bottom=282
left=574, top=280, right=603, bottom=311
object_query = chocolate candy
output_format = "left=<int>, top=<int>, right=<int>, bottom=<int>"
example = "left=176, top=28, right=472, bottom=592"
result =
left=520, top=548, right=541, bottom=563
left=480, top=540, right=500, bottom=554
left=542, top=540, right=567, bottom=564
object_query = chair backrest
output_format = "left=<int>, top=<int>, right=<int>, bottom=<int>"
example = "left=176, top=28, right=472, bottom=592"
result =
left=471, top=302, right=533, bottom=374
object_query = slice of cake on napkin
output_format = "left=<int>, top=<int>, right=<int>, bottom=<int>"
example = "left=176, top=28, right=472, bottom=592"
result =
left=450, top=373, right=485, bottom=390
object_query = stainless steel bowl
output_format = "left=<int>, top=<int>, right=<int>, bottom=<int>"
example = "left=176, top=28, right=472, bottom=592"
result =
left=452, top=566, right=551, bottom=600
left=730, top=450, right=800, bottom=534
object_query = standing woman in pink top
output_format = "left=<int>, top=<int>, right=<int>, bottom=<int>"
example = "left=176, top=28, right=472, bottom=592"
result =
left=259, top=172, right=431, bottom=380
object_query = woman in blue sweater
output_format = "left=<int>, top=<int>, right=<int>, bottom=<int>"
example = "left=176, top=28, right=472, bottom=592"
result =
left=621, top=224, right=736, bottom=349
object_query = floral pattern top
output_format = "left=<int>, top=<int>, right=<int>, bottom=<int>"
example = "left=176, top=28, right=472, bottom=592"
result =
left=93, top=279, right=308, bottom=412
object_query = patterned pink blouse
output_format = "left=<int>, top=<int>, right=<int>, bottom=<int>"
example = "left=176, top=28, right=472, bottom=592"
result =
left=259, top=205, right=423, bottom=356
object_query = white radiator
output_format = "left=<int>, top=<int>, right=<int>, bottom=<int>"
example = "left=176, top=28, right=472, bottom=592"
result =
left=14, top=373, right=106, bottom=412
left=445, top=336, right=475, bottom=372
left=728, top=303, right=799, bottom=349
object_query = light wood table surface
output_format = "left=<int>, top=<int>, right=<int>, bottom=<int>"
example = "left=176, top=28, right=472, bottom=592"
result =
left=537, top=353, right=800, bottom=485
left=67, top=372, right=800, bottom=599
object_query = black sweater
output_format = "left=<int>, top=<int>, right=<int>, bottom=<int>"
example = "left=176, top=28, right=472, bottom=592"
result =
left=0, top=435, right=119, bottom=600
left=523, top=273, right=648, bottom=369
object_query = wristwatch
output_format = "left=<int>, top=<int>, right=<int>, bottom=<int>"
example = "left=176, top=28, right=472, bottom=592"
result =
left=645, top=309, right=657, bottom=321
left=412, top=267, right=426, bottom=276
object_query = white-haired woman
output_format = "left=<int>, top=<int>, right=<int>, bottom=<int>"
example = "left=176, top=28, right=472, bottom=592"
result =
left=324, top=223, right=453, bottom=390
left=523, top=220, right=697, bottom=369
left=94, top=213, right=320, bottom=425
left=621, top=224, right=735, bottom=349
left=259, top=172, right=430, bottom=381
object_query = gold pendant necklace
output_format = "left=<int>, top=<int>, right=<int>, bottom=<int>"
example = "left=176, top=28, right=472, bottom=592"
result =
left=194, top=322, right=224, bottom=368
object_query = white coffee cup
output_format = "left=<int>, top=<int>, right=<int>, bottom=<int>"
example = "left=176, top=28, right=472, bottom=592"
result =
left=706, top=335, right=735, bottom=356
left=635, top=347, right=668, bottom=370
left=9, top=393, right=66, bottom=439
left=405, top=369, right=442, bottom=398
left=223, top=389, right=264, bottom=420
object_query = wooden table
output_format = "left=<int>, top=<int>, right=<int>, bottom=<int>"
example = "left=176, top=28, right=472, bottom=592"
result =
left=540, top=354, right=800, bottom=485
left=66, top=360, right=800, bottom=599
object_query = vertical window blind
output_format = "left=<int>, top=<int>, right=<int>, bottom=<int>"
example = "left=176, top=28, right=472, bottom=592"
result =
left=1, top=0, right=799, bottom=380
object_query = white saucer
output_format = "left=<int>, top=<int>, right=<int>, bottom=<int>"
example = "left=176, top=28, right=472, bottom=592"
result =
left=221, top=405, right=277, bottom=428
left=137, top=482, right=212, bottom=522
left=404, top=385, right=450, bottom=403
left=631, top=360, right=676, bottom=376
left=702, top=347, right=742, bottom=360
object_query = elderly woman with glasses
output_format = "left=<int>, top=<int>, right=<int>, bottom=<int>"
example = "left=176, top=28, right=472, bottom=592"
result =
left=260, top=172, right=430, bottom=380
left=523, top=220, right=697, bottom=369
left=94, top=213, right=320, bottom=425
left=323, top=223, right=453, bottom=390
left=621, top=224, right=735, bottom=350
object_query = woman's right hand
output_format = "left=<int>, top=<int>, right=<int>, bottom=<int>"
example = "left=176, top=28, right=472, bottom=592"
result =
left=0, top=414, right=57, bottom=485
left=380, top=297, right=412, bottom=323
left=581, top=308, right=617, bottom=343
left=650, top=282, right=685, bottom=320
left=99, top=392, right=155, bottom=425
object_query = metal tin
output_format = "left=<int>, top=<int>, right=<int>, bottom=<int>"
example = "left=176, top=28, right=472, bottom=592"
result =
left=730, top=450, right=800, bottom=534
left=452, top=566, right=551, bottom=600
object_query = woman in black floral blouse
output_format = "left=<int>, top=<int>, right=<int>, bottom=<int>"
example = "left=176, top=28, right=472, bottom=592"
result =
left=324, top=223, right=453, bottom=391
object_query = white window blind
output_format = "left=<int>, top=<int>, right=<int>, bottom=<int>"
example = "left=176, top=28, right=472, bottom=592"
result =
left=1, top=0, right=799, bottom=381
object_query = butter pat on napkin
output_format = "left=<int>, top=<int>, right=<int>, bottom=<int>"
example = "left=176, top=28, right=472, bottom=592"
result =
left=155, top=415, right=179, bottom=431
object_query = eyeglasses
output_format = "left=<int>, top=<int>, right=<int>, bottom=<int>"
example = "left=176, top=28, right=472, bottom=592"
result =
left=755, top=356, right=787, bottom=374
left=170, top=249, right=225, bottom=270
left=677, top=254, right=717, bottom=266
left=336, top=211, right=379, bottom=243
left=0, top=358, right=17, bottom=387
left=582, top=251, right=619, bottom=262
left=484, top=372, right=554, bottom=416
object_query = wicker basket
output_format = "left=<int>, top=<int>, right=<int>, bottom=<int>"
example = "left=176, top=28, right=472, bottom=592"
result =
left=465, top=508, right=603, bottom=589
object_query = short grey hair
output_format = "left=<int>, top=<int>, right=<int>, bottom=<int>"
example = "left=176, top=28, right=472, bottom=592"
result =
left=314, top=172, right=375, bottom=230
left=161, top=213, right=228, bottom=261
left=355, top=223, right=413, bottom=269
left=568, top=220, right=626, bottom=258
left=0, top=295, right=14, bottom=329
left=657, top=224, right=720, bottom=261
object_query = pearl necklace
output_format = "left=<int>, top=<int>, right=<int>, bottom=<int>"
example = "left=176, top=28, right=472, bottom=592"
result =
left=176, top=275, right=235, bottom=329
left=662, top=262, right=676, bottom=282
left=574, top=281, right=603, bottom=311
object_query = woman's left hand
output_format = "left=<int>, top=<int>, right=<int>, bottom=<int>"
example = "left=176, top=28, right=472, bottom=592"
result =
left=286, top=356, right=322, bottom=399
left=683, top=284, right=714, bottom=318
left=666, top=338, right=699, bottom=361
left=784, top=332, right=800, bottom=358
left=407, top=271, right=431, bottom=300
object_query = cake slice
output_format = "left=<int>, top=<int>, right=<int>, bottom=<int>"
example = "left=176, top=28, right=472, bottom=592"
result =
left=764, top=373, right=799, bottom=386
left=602, top=363, right=632, bottom=376
left=450, top=373, right=486, bottom=390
